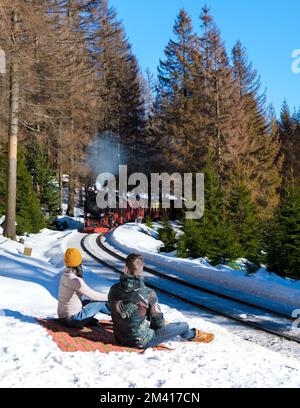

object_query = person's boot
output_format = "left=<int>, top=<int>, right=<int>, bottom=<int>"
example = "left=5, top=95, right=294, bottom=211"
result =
left=190, top=329, right=215, bottom=343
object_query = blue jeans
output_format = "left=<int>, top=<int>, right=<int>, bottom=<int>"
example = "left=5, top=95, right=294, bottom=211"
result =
left=68, top=300, right=110, bottom=327
left=144, top=322, right=195, bottom=348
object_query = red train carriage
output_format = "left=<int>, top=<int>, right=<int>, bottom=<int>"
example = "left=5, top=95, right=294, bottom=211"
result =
left=82, top=187, right=180, bottom=233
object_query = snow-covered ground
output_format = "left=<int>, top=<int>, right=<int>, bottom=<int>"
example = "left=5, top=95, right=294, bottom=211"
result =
left=1, top=228, right=300, bottom=388
left=107, top=223, right=300, bottom=317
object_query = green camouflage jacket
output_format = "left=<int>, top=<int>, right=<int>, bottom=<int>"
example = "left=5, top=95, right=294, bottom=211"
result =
left=108, top=274, right=165, bottom=348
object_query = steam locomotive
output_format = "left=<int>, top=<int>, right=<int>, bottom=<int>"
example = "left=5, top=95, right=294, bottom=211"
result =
left=82, top=187, right=181, bottom=233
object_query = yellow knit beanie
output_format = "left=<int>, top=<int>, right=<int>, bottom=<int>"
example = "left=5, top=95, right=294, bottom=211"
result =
left=64, top=248, right=83, bottom=267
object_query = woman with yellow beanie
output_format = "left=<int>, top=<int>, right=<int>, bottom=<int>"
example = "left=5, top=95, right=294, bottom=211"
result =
left=57, top=248, right=109, bottom=327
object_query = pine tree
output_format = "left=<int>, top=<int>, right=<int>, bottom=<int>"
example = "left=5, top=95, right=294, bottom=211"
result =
left=202, top=162, right=242, bottom=265
left=279, top=101, right=300, bottom=183
left=145, top=216, right=154, bottom=229
left=228, top=183, right=261, bottom=263
left=25, top=141, right=60, bottom=216
left=266, top=184, right=300, bottom=279
left=177, top=218, right=207, bottom=259
left=177, top=161, right=242, bottom=265
left=16, top=152, right=46, bottom=235
left=0, top=1, right=99, bottom=220
left=199, top=7, right=242, bottom=176
left=157, top=9, right=202, bottom=173
left=92, top=0, right=145, bottom=174
left=0, top=148, right=45, bottom=235
left=158, top=217, right=177, bottom=252
left=231, top=40, right=282, bottom=218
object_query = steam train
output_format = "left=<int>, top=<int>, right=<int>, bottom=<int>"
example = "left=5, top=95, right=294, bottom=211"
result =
left=82, top=187, right=181, bottom=234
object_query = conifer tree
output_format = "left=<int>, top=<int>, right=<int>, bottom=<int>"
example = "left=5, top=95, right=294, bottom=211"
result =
left=199, top=7, right=242, bottom=176
left=0, top=148, right=45, bottom=235
left=145, top=216, right=154, bottom=229
left=139, top=70, right=162, bottom=174
left=202, top=162, right=242, bottom=265
left=266, top=184, right=300, bottom=279
left=177, top=218, right=207, bottom=259
left=26, top=141, right=60, bottom=216
left=157, top=9, right=202, bottom=173
left=16, top=152, right=45, bottom=235
left=177, top=160, right=242, bottom=265
left=228, top=183, right=261, bottom=263
left=158, top=217, right=177, bottom=253
left=93, top=0, right=145, bottom=173
left=231, top=41, right=282, bottom=218
left=279, top=101, right=300, bottom=183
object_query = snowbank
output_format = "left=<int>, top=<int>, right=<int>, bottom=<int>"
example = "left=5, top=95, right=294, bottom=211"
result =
left=107, top=224, right=300, bottom=316
left=1, top=229, right=300, bottom=387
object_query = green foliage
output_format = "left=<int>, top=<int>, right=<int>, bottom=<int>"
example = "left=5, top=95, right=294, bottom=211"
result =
left=266, top=185, right=300, bottom=279
left=158, top=217, right=177, bottom=253
left=15, top=152, right=46, bottom=235
left=157, top=9, right=203, bottom=173
left=177, top=163, right=243, bottom=265
left=145, top=216, right=154, bottom=229
left=0, top=148, right=45, bottom=235
left=228, top=184, right=261, bottom=263
left=177, top=219, right=207, bottom=259
left=205, top=219, right=243, bottom=266
left=203, top=163, right=243, bottom=265
left=26, top=142, right=60, bottom=217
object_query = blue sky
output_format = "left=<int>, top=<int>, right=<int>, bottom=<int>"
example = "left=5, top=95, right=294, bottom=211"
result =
left=110, top=0, right=300, bottom=115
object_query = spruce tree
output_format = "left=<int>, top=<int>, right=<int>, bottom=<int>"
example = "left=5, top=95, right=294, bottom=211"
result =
left=177, top=160, right=242, bottom=265
left=145, top=216, right=154, bottom=229
left=0, top=148, right=45, bottom=235
left=158, top=217, right=177, bottom=253
left=177, top=218, right=207, bottom=259
left=199, top=7, right=242, bottom=176
left=279, top=101, right=300, bottom=183
left=16, top=152, right=46, bottom=235
left=157, top=9, right=202, bottom=173
left=202, top=162, right=242, bottom=265
left=228, top=183, right=261, bottom=263
left=231, top=40, right=282, bottom=218
left=266, top=184, right=300, bottom=279
left=26, top=141, right=60, bottom=217
left=93, top=0, right=145, bottom=174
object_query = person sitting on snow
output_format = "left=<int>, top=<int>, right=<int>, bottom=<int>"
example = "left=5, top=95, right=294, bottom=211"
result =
left=108, top=253, right=215, bottom=349
left=57, top=248, right=109, bottom=327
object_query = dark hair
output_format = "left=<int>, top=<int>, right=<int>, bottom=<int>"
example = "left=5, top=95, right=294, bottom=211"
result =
left=126, top=254, right=144, bottom=276
left=73, top=265, right=83, bottom=278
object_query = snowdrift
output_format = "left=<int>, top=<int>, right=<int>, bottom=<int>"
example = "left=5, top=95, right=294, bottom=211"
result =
left=107, top=224, right=300, bottom=316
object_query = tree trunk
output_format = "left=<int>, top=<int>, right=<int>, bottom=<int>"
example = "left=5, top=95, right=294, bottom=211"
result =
left=4, top=12, right=19, bottom=240
left=67, top=175, right=75, bottom=217
left=58, top=169, right=63, bottom=215
left=215, top=77, right=222, bottom=173
left=67, top=156, right=75, bottom=217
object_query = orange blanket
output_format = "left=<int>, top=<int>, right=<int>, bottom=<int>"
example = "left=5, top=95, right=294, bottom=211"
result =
left=37, top=319, right=172, bottom=353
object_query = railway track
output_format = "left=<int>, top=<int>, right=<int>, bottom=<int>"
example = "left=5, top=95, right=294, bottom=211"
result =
left=81, top=233, right=300, bottom=344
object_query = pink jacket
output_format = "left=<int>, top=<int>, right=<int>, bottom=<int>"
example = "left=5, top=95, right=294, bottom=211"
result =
left=57, top=269, right=107, bottom=319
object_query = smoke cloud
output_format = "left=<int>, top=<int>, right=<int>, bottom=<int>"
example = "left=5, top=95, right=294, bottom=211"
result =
left=85, top=131, right=127, bottom=183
